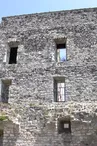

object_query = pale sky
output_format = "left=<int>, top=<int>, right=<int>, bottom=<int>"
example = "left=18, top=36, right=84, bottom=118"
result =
left=0, top=0, right=97, bottom=21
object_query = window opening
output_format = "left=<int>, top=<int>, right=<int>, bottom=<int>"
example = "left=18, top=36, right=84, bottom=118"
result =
left=58, top=120, right=71, bottom=134
left=1, top=80, right=11, bottom=103
left=9, top=47, right=18, bottom=64
left=54, top=78, right=66, bottom=102
left=57, top=43, right=66, bottom=62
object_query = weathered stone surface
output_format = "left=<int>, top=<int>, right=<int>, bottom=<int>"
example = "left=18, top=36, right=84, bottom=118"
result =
left=0, top=7, right=97, bottom=146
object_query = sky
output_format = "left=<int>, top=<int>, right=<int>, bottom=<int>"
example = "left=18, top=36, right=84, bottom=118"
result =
left=0, top=0, right=97, bottom=21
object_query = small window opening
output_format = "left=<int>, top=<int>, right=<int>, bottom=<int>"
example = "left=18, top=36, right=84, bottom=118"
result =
left=9, top=47, right=18, bottom=64
left=57, top=43, right=66, bottom=62
left=0, top=130, right=3, bottom=146
left=58, top=120, right=71, bottom=134
left=1, top=80, right=11, bottom=103
left=54, top=77, right=66, bottom=102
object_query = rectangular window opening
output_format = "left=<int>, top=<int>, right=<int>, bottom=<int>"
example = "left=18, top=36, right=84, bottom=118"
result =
left=1, top=80, right=11, bottom=103
left=9, top=47, right=18, bottom=64
left=57, top=43, right=66, bottom=62
left=58, top=120, right=71, bottom=134
left=54, top=78, right=66, bottom=102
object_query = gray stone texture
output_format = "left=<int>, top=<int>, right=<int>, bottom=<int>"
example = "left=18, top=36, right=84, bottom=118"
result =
left=0, top=7, right=97, bottom=146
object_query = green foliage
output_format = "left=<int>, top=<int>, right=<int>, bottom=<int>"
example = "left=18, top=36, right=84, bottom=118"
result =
left=0, top=115, right=9, bottom=121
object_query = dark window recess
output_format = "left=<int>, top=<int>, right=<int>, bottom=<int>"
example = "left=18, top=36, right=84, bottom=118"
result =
left=1, top=80, right=11, bottom=103
left=54, top=78, right=66, bottom=102
left=57, top=43, right=66, bottom=62
left=9, top=47, right=18, bottom=64
left=0, top=130, right=3, bottom=146
left=58, top=120, right=71, bottom=134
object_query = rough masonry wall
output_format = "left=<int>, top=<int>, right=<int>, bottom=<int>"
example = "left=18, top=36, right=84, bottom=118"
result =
left=0, top=7, right=97, bottom=146
left=1, top=8, right=97, bottom=103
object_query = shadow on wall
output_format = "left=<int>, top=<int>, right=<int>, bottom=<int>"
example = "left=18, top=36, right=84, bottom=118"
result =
left=24, top=106, right=72, bottom=146
left=17, top=105, right=97, bottom=146
left=3, top=121, right=19, bottom=146
left=81, top=130, right=97, bottom=146
left=32, top=111, right=97, bottom=146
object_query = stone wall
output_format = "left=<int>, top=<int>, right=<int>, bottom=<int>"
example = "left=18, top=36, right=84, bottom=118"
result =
left=0, top=7, right=97, bottom=146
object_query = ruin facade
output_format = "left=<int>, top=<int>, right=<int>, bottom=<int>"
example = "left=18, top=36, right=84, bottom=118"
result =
left=0, top=7, right=97, bottom=146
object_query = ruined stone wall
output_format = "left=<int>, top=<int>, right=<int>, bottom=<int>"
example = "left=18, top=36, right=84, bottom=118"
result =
left=0, top=7, right=97, bottom=146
